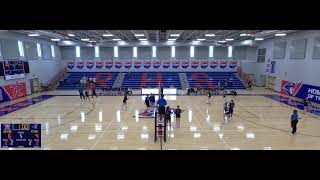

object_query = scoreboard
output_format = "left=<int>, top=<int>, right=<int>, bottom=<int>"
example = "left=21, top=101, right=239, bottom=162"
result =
left=1, top=124, right=41, bottom=148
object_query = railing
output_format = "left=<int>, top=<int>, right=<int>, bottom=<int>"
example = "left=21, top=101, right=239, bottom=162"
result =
left=237, top=66, right=252, bottom=84
left=41, top=67, right=68, bottom=91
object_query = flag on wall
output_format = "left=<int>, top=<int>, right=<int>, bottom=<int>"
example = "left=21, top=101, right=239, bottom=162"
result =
left=191, top=60, right=199, bottom=69
left=95, top=61, right=104, bottom=69
left=105, top=60, right=113, bottom=69
left=134, top=60, right=142, bottom=69
left=162, top=60, right=170, bottom=69
left=115, top=61, right=123, bottom=69
left=182, top=60, right=189, bottom=69
left=85, top=60, right=94, bottom=69
left=210, top=60, right=218, bottom=69
left=124, top=60, right=132, bottom=69
left=172, top=60, right=180, bottom=69
left=153, top=60, right=161, bottom=69
left=266, top=58, right=271, bottom=73
left=200, top=60, right=208, bottom=69
left=219, top=60, right=228, bottom=69
left=76, top=61, right=84, bottom=69
left=0, top=82, right=27, bottom=103
left=228, top=60, right=237, bottom=69
left=143, top=60, right=152, bottom=69
left=66, top=60, right=75, bottom=69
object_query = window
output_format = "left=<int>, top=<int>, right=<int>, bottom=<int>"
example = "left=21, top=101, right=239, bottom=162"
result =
left=190, top=46, right=194, bottom=57
left=312, top=37, right=320, bottom=59
left=37, top=43, right=42, bottom=57
left=114, top=46, right=118, bottom=57
left=171, top=46, right=175, bottom=57
left=289, top=39, right=307, bottom=59
left=18, top=41, right=24, bottom=57
left=95, top=46, right=99, bottom=58
left=133, top=47, right=137, bottom=57
left=76, top=46, right=80, bottom=58
left=228, top=46, right=233, bottom=58
left=209, top=46, right=213, bottom=57
left=51, top=45, right=55, bottom=57
left=152, top=46, right=156, bottom=57
left=257, top=48, right=266, bottom=63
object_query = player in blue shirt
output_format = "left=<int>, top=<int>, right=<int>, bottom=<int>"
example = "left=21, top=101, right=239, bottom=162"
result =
left=79, top=86, right=85, bottom=99
left=157, top=94, right=167, bottom=121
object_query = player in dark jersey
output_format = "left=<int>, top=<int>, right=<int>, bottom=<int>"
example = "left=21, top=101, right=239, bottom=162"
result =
left=228, top=100, right=235, bottom=118
left=121, top=94, right=128, bottom=111
left=175, top=105, right=182, bottom=128
left=91, top=85, right=97, bottom=98
left=165, top=106, right=173, bottom=130
left=145, top=94, right=150, bottom=110
left=207, top=91, right=212, bottom=104
left=85, top=88, right=90, bottom=100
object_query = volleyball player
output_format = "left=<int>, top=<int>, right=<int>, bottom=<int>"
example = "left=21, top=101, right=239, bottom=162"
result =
left=85, top=88, right=90, bottom=100
left=229, top=100, right=235, bottom=119
left=121, top=94, right=128, bottom=111
left=145, top=94, right=150, bottom=110
left=79, top=86, right=85, bottom=100
left=165, top=106, right=173, bottom=130
left=207, top=91, right=212, bottom=104
left=91, top=85, right=97, bottom=98
left=175, top=105, right=182, bottom=128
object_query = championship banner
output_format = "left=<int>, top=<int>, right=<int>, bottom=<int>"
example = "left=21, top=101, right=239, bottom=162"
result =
left=105, top=60, right=113, bottom=69
left=181, top=60, right=189, bottom=69
left=200, top=60, right=208, bottom=69
left=153, top=60, right=161, bottom=69
left=172, top=60, right=180, bottom=69
left=191, top=60, right=199, bottom=69
left=210, top=60, right=218, bottom=69
left=85, top=60, right=94, bottom=69
left=66, top=60, right=75, bottom=69
left=114, top=61, right=123, bottom=69
left=143, top=60, right=152, bottom=69
left=0, top=82, right=27, bottom=103
left=266, top=58, right=271, bottom=73
left=219, top=60, right=228, bottom=69
left=134, top=60, right=142, bottom=69
left=76, top=61, right=84, bottom=69
left=228, top=60, right=238, bottom=69
left=95, top=60, right=104, bottom=69
left=162, top=60, right=170, bottom=69
left=281, top=80, right=320, bottom=104
left=124, top=60, right=132, bottom=69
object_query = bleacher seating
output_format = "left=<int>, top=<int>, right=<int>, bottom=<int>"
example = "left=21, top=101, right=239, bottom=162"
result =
left=185, top=72, right=246, bottom=89
left=122, top=72, right=182, bottom=89
left=56, top=72, right=119, bottom=90
left=56, top=72, right=246, bottom=90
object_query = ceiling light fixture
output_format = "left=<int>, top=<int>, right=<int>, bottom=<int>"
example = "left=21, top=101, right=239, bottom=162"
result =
left=275, top=33, right=287, bottom=36
left=135, top=34, right=144, bottom=37
left=68, top=34, right=75, bottom=37
left=28, top=34, right=39, bottom=37
left=51, top=39, right=60, bottom=41
left=170, top=34, right=180, bottom=37
left=225, top=38, right=234, bottom=41
left=103, top=34, right=113, bottom=37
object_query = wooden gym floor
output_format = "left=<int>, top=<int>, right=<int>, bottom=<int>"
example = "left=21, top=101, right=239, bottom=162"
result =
left=1, top=88, right=320, bottom=150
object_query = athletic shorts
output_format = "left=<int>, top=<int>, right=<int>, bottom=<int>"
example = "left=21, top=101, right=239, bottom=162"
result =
left=146, top=102, right=150, bottom=107
left=158, top=106, right=165, bottom=114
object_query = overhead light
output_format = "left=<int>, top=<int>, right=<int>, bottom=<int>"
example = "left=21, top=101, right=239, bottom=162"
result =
left=51, top=39, right=60, bottom=41
left=135, top=34, right=144, bottom=37
left=81, top=39, right=90, bottom=41
left=103, top=34, right=113, bottom=37
left=255, top=38, right=264, bottom=41
left=225, top=38, right=234, bottom=41
left=275, top=33, right=287, bottom=36
left=141, top=40, right=148, bottom=43
left=68, top=34, right=75, bottom=37
left=197, top=38, right=206, bottom=41
left=118, top=41, right=126, bottom=45
left=218, top=40, right=226, bottom=43
left=28, top=34, right=39, bottom=37
left=167, top=40, right=174, bottom=43
left=240, top=34, right=247, bottom=36
left=193, top=40, right=200, bottom=43
left=168, top=38, right=177, bottom=41
left=113, top=38, right=121, bottom=41
left=205, top=34, right=215, bottom=37
left=62, top=40, right=72, bottom=44
left=139, top=38, right=147, bottom=41
left=170, top=34, right=180, bottom=37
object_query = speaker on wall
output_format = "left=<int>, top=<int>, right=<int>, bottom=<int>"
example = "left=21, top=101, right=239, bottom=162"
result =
left=23, top=61, right=30, bottom=73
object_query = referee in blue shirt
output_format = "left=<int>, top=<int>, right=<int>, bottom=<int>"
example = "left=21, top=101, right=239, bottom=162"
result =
left=157, top=94, right=167, bottom=121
